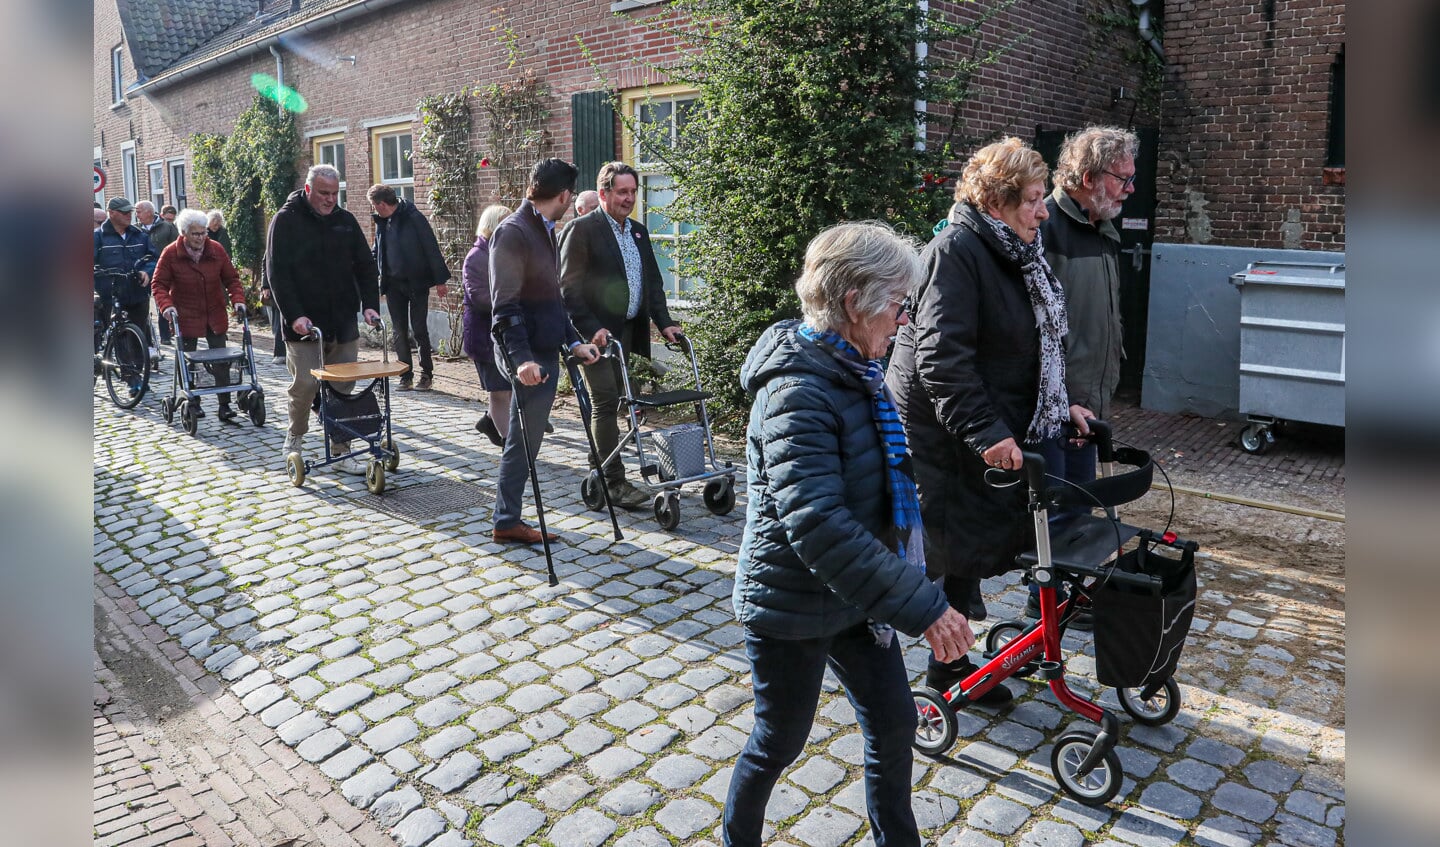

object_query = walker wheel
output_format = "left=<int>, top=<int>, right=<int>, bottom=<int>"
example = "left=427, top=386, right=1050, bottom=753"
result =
left=1117, top=677, right=1182, bottom=726
left=383, top=438, right=400, bottom=472
left=581, top=470, right=606, bottom=511
left=911, top=687, right=957, bottom=756
left=366, top=459, right=386, bottom=494
left=162, top=396, right=176, bottom=424
left=1238, top=423, right=1274, bottom=455
left=984, top=619, right=1038, bottom=678
left=653, top=492, right=680, bottom=531
left=702, top=477, right=736, bottom=516
left=248, top=388, right=266, bottom=426
left=286, top=452, right=306, bottom=487
left=181, top=400, right=198, bottom=436
left=1051, top=729, right=1123, bottom=806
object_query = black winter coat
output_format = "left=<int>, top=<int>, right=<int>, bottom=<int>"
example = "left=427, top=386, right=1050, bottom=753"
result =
left=734, top=320, right=950, bottom=640
left=265, top=189, right=380, bottom=344
left=373, top=199, right=452, bottom=295
left=489, top=199, right=582, bottom=369
left=885, top=203, right=1042, bottom=581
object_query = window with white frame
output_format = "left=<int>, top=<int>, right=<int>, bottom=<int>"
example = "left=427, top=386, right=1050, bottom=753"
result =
left=371, top=125, right=415, bottom=203
left=168, top=160, right=187, bottom=209
left=111, top=46, right=125, bottom=105
left=121, top=143, right=138, bottom=204
left=312, top=133, right=348, bottom=208
left=623, top=86, right=699, bottom=300
left=147, top=162, right=165, bottom=210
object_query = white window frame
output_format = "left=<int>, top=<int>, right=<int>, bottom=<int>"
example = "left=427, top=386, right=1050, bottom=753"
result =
left=111, top=45, right=125, bottom=106
left=622, top=85, right=699, bottom=303
left=369, top=122, right=416, bottom=204
left=311, top=132, right=348, bottom=208
left=147, top=161, right=165, bottom=211
left=168, top=159, right=187, bottom=209
left=120, top=142, right=138, bottom=205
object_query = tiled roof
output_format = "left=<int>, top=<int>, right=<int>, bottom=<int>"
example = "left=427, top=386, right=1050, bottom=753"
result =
left=116, top=0, right=258, bottom=79
left=118, top=1, right=368, bottom=83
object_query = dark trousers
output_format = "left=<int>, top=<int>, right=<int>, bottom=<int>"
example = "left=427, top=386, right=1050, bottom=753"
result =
left=268, top=305, right=286, bottom=358
left=183, top=332, right=231, bottom=408
left=124, top=299, right=154, bottom=351
left=385, top=284, right=433, bottom=377
left=493, top=356, right=558, bottom=530
left=1027, top=437, right=1099, bottom=600
left=156, top=296, right=173, bottom=345
left=581, top=323, right=635, bottom=487
left=724, top=624, right=921, bottom=847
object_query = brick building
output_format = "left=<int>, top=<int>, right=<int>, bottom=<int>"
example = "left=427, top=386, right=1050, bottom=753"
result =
left=1155, top=0, right=1346, bottom=251
left=95, top=0, right=1152, bottom=300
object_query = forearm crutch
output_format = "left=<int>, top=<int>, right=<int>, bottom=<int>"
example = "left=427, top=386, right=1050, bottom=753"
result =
left=491, top=318, right=558, bottom=587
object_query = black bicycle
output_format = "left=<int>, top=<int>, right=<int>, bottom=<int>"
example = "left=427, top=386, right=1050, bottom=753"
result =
left=93, top=267, right=151, bottom=409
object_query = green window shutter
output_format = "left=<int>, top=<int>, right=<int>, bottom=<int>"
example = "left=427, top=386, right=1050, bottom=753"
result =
left=571, top=91, right=615, bottom=192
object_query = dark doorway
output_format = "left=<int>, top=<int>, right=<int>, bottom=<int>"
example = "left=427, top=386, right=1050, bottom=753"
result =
left=1034, top=126, right=1158, bottom=395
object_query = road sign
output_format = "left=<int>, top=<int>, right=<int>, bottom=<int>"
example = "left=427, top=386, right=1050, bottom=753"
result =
left=94, top=166, right=107, bottom=194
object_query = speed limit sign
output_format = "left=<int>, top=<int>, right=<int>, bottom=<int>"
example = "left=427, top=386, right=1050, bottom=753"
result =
left=94, top=166, right=107, bottom=194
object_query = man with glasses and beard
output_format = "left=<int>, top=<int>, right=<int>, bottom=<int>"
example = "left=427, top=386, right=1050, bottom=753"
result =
left=1022, top=126, right=1138, bottom=624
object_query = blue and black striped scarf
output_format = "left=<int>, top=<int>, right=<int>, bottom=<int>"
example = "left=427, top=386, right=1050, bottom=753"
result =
left=799, top=324, right=925, bottom=572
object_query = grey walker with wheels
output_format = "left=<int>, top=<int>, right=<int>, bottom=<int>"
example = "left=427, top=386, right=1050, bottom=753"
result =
left=572, top=334, right=738, bottom=530
left=160, top=307, right=266, bottom=434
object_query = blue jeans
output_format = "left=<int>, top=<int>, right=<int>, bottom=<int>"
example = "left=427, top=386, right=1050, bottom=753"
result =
left=492, top=356, right=558, bottom=529
left=1029, top=437, right=1098, bottom=599
left=724, top=624, right=920, bottom=847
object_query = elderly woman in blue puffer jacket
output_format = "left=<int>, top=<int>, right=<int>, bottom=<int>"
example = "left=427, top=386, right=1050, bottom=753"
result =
left=724, top=222, right=977, bottom=847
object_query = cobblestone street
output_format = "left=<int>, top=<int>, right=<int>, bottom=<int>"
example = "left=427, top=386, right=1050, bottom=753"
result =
left=94, top=352, right=1345, bottom=847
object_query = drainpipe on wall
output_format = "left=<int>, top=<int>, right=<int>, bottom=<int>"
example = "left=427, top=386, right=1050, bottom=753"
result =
left=269, top=45, right=285, bottom=117
left=1133, top=0, right=1164, bottom=61
left=915, top=0, right=928, bottom=152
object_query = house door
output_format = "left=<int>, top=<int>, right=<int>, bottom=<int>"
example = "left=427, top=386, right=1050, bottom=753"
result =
left=1034, top=127, right=1158, bottom=394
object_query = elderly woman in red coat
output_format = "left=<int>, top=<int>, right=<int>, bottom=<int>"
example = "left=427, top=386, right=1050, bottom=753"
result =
left=152, top=209, right=246, bottom=421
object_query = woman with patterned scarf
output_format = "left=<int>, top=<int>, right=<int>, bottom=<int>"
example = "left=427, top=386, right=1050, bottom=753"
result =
left=725, top=222, right=976, bottom=847
left=886, top=137, right=1095, bottom=700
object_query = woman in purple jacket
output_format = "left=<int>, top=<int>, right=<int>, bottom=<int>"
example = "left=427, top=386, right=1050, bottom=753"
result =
left=462, top=205, right=512, bottom=445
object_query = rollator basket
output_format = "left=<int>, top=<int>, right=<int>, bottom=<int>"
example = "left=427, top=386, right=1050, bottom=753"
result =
left=1092, top=546, right=1197, bottom=690
left=322, top=383, right=384, bottom=440
left=652, top=423, right=707, bottom=481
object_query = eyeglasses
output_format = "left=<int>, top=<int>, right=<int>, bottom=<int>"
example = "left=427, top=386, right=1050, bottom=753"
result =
left=1102, top=169, right=1137, bottom=189
left=891, top=296, right=913, bottom=321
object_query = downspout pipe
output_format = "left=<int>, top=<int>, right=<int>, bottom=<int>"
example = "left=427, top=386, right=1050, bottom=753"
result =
left=1133, top=0, right=1164, bottom=61
left=269, top=46, right=284, bottom=117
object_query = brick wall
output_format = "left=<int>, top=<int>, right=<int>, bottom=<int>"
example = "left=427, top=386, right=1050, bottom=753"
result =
left=1155, top=0, right=1346, bottom=250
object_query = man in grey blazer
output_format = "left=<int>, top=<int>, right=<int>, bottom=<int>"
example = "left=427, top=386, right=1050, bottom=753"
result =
left=560, top=161, right=682, bottom=510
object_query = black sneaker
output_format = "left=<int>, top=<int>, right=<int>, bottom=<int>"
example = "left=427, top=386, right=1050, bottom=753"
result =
left=925, top=658, right=1013, bottom=705
left=217, top=405, right=239, bottom=423
left=474, top=413, right=504, bottom=447
left=416, top=374, right=433, bottom=391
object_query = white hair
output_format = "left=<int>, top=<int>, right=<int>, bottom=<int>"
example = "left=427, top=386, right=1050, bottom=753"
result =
left=795, top=221, right=920, bottom=332
left=477, top=204, right=511, bottom=239
left=176, top=208, right=209, bottom=235
left=134, top=200, right=156, bottom=215
left=206, top=208, right=225, bottom=228
left=307, top=164, right=341, bottom=185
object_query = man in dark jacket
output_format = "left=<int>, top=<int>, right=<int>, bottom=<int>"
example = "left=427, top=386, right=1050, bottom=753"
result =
left=560, top=161, right=681, bottom=509
left=136, top=200, right=179, bottom=346
left=1025, top=126, right=1137, bottom=623
left=489, top=158, right=599, bottom=545
left=94, top=196, right=157, bottom=350
left=265, top=165, right=381, bottom=470
left=368, top=184, right=451, bottom=390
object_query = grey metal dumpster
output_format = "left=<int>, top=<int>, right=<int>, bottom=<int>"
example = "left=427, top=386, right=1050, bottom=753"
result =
left=1228, top=261, right=1345, bottom=453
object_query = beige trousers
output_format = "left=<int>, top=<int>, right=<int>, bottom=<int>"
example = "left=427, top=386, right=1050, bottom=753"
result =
left=284, top=337, right=358, bottom=438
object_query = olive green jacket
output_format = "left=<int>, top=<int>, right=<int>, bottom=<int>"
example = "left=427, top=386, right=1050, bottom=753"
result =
left=1042, top=187, right=1124, bottom=420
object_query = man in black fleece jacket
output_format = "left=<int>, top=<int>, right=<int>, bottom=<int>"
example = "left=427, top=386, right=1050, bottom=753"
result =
left=265, top=164, right=381, bottom=472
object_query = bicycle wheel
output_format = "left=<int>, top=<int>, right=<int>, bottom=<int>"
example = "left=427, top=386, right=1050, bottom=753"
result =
left=104, top=322, right=149, bottom=409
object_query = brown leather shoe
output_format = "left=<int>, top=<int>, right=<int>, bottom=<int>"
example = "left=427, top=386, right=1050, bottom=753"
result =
left=491, top=522, right=558, bottom=545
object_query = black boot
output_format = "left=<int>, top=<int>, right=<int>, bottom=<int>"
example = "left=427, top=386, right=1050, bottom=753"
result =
left=925, top=657, right=1013, bottom=706
left=968, top=580, right=988, bottom=622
